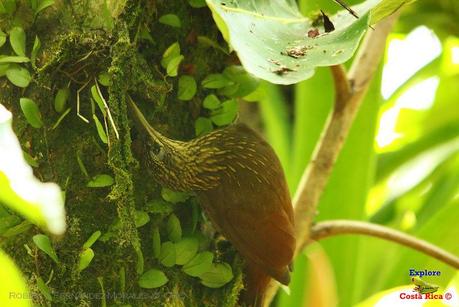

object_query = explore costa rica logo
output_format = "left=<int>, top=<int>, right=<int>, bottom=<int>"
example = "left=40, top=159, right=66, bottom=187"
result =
left=398, top=269, right=453, bottom=301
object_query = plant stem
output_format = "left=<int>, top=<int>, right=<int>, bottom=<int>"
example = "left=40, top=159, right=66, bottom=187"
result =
left=310, top=220, right=459, bottom=269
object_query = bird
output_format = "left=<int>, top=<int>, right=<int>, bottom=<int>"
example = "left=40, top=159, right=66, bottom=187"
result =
left=127, top=96, right=296, bottom=306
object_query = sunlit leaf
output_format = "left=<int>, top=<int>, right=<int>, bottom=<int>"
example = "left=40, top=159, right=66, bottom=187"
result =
left=159, top=14, right=181, bottom=28
left=206, top=0, right=379, bottom=84
left=33, top=234, right=59, bottom=263
left=31, top=36, right=41, bottom=66
left=200, top=263, right=233, bottom=288
left=6, top=64, right=31, bottom=88
left=0, top=105, right=66, bottom=235
left=159, top=241, right=176, bottom=267
left=175, top=237, right=199, bottom=265
left=0, top=56, right=30, bottom=64
left=182, top=251, right=214, bottom=277
left=138, top=269, right=169, bottom=289
left=0, top=250, right=30, bottom=307
left=9, top=27, right=26, bottom=57
left=371, top=0, right=417, bottom=24
left=77, top=248, right=94, bottom=272
left=86, top=174, right=114, bottom=188
left=20, top=98, right=43, bottom=129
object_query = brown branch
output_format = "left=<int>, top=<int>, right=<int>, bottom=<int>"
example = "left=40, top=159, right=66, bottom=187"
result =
left=310, top=220, right=459, bottom=269
left=264, top=13, right=400, bottom=306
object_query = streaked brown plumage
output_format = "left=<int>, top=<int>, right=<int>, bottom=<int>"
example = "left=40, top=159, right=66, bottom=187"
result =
left=127, top=96, right=296, bottom=306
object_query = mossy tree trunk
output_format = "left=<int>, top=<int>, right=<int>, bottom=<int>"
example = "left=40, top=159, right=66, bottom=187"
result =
left=1, top=1, right=244, bottom=306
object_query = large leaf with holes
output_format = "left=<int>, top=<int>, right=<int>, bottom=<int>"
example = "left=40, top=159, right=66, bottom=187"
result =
left=206, top=0, right=381, bottom=84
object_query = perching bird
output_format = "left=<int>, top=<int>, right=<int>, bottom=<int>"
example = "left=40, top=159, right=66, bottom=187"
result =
left=127, top=96, right=296, bottom=306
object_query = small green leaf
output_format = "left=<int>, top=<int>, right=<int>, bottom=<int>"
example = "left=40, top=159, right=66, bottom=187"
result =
left=9, top=27, right=26, bottom=56
left=159, top=14, right=181, bottom=28
left=6, top=64, right=31, bottom=87
left=35, top=0, right=54, bottom=16
left=36, top=276, right=52, bottom=301
left=161, top=42, right=180, bottom=68
left=200, top=263, right=233, bottom=288
left=31, top=36, right=41, bottom=66
left=152, top=227, right=161, bottom=259
left=78, top=248, right=95, bottom=272
left=92, top=115, right=108, bottom=144
left=33, top=234, right=59, bottom=263
left=194, top=117, right=213, bottom=136
left=54, top=87, right=70, bottom=113
left=91, top=85, right=107, bottom=116
left=0, top=56, right=30, bottom=64
left=166, top=55, right=184, bottom=77
left=138, top=269, right=169, bottom=289
left=202, top=94, right=221, bottom=109
left=0, top=63, right=9, bottom=77
left=98, top=73, right=110, bottom=86
left=202, top=74, right=233, bottom=89
left=145, top=199, right=174, bottom=215
left=187, top=0, right=207, bottom=8
left=135, top=211, right=150, bottom=228
left=135, top=245, right=144, bottom=274
left=161, top=187, right=189, bottom=204
left=177, top=75, right=197, bottom=101
left=0, top=30, right=6, bottom=47
left=167, top=214, right=182, bottom=242
left=23, top=150, right=38, bottom=167
left=159, top=241, right=176, bottom=267
left=82, top=231, right=101, bottom=249
left=210, top=99, right=238, bottom=126
left=175, top=237, right=199, bottom=265
left=87, top=174, right=114, bottom=188
left=182, top=251, right=214, bottom=277
left=20, top=98, right=43, bottom=128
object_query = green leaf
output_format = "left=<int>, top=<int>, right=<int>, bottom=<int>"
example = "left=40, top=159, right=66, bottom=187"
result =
left=177, top=75, right=197, bottom=101
left=0, top=250, right=30, bottom=307
left=92, top=115, right=108, bottom=144
left=200, top=263, right=233, bottom=288
left=33, top=234, right=59, bottom=263
left=159, top=241, right=176, bottom=267
left=36, top=276, right=52, bottom=301
left=54, top=87, right=70, bottom=113
left=134, top=211, right=150, bottom=228
left=161, top=187, right=190, bottom=204
left=167, top=213, right=182, bottom=242
left=9, top=27, right=26, bottom=56
left=0, top=30, right=6, bottom=48
left=0, top=104, right=66, bottom=235
left=6, top=64, right=31, bottom=87
left=0, top=0, right=16, bottom=15
left=188, top=0, right=207, bottom=8
left=201, top=73, right=233, bottom=89
left=86, top=174, right=114, bottom=188
left=34, top=0, right=54, bottom=16
left=20, top=98, right=43, bottom=129
left=138, top=269, right=169, bottom=289
left=91, top=85, right=107, bottom=116
left=182, top=251, right=214, bottom=277
left=210, top=99, right=238, bottom=126
left=222, top=65, right=259, bottom=97
left=0, top=56, right=29, bottom=64
left=31, top=36, right=41, bottom=66
left=161, top=42, right=181, bottom=69
left=206, top=0, right=379, bottom=84
left=195, top=117, right=213, bottom=136
left=98, top=73, right=110, bottom=86
left=166, top=55, right=184, bottom=77
left=82, top=231, right=101, bottom=249
left=0, top=64, right=9, bottom=77
left=175, top=237, right=199, bottom=265
left=370, top=0, right=416, bottom=24
left=152, top=227, right=161, bottom=259
left=159, top=14, right=181, bottom=28
left=202, top=94, right=221, bottom=110
left=77, top=248, right=95, bottom=272
left=145, top=199, right=174, bottom=215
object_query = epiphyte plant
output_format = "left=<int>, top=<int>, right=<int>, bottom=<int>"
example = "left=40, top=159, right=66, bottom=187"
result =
left=127, top=95, right=296, bottom=306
